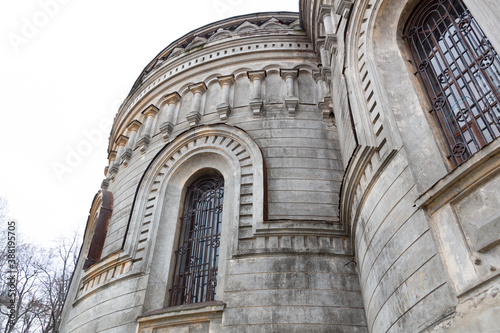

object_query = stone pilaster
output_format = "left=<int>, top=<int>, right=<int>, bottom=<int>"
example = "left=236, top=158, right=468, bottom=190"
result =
left=217, top=75, right=235, bottom=121
left=187, top=83, right=207, bottom=127
left=137, top=105, right=159, bottom=154
left=109, top=135, right=128, bottom=176
left=121, top=119, right=142, bottom=166
left=319, top=6, right=338, bottom=56
left=160, top=92, right=181, bottom=141
left=280, top=69, right=299, bottom=117
left=316, top=39, right=332, bottom=81
left=319, top=5, right=336, bottom=34
left=247, top=70, right=266, bottom=118
left=313, top=69, right=333, bottom=118
left=105, top=150, right=117, bottom=178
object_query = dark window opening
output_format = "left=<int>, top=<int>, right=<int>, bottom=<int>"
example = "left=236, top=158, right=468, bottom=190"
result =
left=84, top=190, right=113, bottom=270
left=405, top=0, right=500, bottom=165
left=169, top=174, right=224, bottom=306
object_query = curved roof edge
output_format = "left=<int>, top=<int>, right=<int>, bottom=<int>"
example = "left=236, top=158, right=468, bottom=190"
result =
left=127, top=11, right=301, bottom=98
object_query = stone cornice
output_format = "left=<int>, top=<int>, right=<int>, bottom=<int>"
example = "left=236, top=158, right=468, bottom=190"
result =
left=112, top=35, right=314, bottom=147
left=129, top=12, right=300, bottom=95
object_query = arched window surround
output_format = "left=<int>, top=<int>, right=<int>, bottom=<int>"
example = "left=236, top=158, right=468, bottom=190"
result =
left=123, top=124, right=266, bottom=313
left=145, top=153, right=236, bottom=311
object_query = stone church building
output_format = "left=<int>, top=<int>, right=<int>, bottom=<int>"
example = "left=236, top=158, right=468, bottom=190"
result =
left=60, top=0, right=500, bottom=332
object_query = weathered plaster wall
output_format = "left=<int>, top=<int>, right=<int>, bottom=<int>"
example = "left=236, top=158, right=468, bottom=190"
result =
left=61, top=13, right=367, bottom=333
left=61, top=1, right=500, bottom=332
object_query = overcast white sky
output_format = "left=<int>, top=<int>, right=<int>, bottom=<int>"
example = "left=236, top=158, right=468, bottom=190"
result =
left=0, top=0, right=298, bottom=247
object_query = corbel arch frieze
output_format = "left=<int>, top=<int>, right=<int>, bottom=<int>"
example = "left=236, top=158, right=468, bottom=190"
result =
left=233, top=67, right=255, bottom=80
left=109, top=62, right=325, bottom=160
left=122, top=124, right=265, bottom=267
left=204, top=73, right=225, bottom=87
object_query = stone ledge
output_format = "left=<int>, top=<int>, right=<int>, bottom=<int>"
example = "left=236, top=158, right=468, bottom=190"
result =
left=137, top=301, right=224, bottom=331
left=237, top=234, right=352, bottom=256
left=415, top=139, right=500, bottom=214
left=78, top=251, right=134, bottom=300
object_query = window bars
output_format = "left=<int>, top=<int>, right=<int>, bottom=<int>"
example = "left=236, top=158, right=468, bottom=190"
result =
left=405, top=0, right=500, bottom=165
left=170, top=175, right=224, bottom=306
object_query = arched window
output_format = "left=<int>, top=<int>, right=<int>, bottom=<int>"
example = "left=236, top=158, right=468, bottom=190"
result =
left=84, top=190, right=113, bottom=270
left=405, top=0, right=500, bottom=165
left=169, top=173, right=224, bottom=306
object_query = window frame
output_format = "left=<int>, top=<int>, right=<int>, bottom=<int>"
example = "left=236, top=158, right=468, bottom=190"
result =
left=169, top=171, right=225, bottom=306
left=404, top=0, right=500, bottom=166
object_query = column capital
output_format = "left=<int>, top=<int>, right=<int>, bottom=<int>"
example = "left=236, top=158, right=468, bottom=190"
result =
left=108, top=150, right=117, bottom=162
left=115, top=135, right=129, bottom=146
left=315, top=38, right=326, bottom=51
left=217, top=74, right=235, bottom=87
left=188, top=82, right=207, bottom=94
left=247, top=70, right=266, bottom=81
left=164, top=92, right=181, bottom=105
left=127, top=119, right=142, bottom=132
left=280, top=69, right=299, bottom=80
left=142, top=104, right=160, bottom=117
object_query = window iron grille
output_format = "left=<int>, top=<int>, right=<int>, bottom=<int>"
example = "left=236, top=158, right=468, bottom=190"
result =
left=169, top=174, right=224, bottom=306
left=405, top=0, right=500, bottom=165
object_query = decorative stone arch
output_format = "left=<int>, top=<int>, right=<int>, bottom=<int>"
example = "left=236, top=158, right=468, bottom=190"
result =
left=261, top=65, right=280, bottom=75
left=204, top=73, right=224, bottom=86
left=367, top=0, right=455, bottom=188
left=122, top=124, right=265, bottom=311
left=233, top=67, right=254, bottom=80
